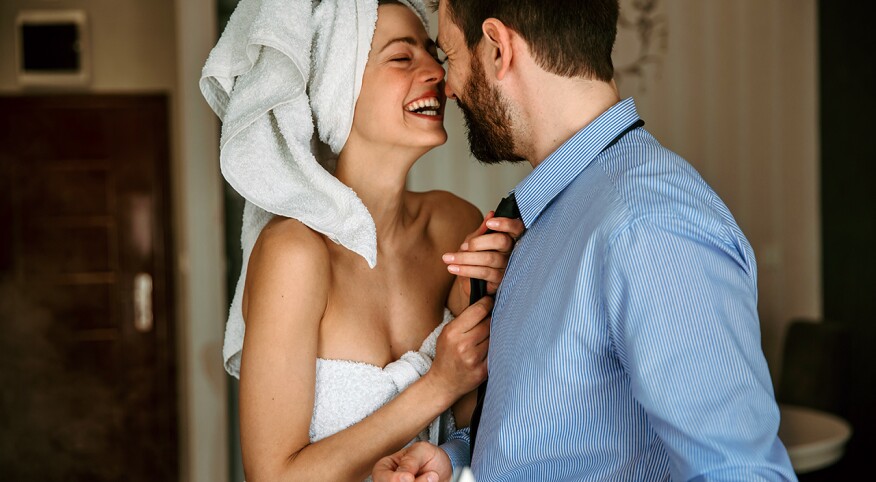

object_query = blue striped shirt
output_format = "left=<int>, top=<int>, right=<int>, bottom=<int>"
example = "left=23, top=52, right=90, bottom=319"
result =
left=441, top=98, right=797, bottom=481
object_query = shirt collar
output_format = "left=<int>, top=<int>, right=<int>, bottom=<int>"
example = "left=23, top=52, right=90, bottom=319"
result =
left=514, top=97, right=641, bottom=228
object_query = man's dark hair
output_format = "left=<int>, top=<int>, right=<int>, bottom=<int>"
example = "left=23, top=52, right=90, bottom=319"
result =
left=429, top=0, right=619, bottom=81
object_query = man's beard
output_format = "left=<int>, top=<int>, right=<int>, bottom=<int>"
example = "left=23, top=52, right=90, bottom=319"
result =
left=456, top=56, right=526, bottom=165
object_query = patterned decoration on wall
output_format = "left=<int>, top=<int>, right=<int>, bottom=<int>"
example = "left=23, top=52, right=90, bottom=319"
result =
left=614, top=0, right=667, bottom=92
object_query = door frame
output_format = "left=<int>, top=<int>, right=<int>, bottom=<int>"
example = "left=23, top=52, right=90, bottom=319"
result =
left=174, top=0, right=230, bottom=481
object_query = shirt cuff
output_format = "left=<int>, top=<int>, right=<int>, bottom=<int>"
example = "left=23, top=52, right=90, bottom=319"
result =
left=440, top=427, right=471, bottom=469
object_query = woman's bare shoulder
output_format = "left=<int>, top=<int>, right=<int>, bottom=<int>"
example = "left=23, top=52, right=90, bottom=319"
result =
left=415, top=190, right=483, bottom=239
left=252, top=217, right=329, bottom=264
left=245, top=217, right=331, bottom=310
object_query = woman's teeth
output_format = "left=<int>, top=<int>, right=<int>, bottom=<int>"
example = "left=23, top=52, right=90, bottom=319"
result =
left=406, top=98, right=441, bottom=116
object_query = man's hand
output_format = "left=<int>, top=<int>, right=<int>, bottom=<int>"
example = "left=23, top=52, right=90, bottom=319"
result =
left=372, top=442, right=453, bottom=482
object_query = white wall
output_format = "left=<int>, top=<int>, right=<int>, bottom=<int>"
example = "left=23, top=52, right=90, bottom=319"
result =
left=0, top=2, right=229, bottom=481
left=409, top=0, right=821, bottom=382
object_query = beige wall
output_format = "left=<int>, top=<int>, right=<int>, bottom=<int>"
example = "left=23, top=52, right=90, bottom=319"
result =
left=0, top=1, right=229, bottom=481
left=410, top=0, right=821, bottom=383
left=174, top=0, right=229, bottom=481
left=0, top=0, right=177, bottom=92
left=617, top=0, right=821, bottom=382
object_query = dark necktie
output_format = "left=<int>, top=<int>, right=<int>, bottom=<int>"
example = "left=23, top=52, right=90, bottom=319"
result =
left=468, top=192, right=521, bottom=458
left=465, top=119, right=644, bottom=459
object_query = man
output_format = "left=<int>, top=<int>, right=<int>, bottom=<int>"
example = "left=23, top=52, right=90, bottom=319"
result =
left=374, top=0, right=797, bottom=480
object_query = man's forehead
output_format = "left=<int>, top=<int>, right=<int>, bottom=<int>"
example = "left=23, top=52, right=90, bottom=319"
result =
left=435, top=3, right=459, bottom=49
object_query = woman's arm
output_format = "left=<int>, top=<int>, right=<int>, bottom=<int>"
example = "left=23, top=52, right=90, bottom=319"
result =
left=239, top=219, right=490, bottom=482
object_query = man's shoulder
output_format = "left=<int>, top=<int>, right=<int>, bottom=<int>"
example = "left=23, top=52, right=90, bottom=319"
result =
left=593, top=131, right=724, bottom=230
left=588, top=131, right=755, bottom=269
left=547, top=130, right=747, bottom=255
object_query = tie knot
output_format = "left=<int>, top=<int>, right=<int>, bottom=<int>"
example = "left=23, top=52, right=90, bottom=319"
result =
left=495, top=193, right=521, bottom=221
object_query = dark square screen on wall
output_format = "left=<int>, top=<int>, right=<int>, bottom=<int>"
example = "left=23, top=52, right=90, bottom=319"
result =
left=20, top=23, right=80, bottom=72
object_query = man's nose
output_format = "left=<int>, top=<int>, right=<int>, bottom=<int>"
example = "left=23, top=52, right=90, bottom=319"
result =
left=444, top=81, right=457, bottom=101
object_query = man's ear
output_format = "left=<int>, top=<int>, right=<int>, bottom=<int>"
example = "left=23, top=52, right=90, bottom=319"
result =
left=481, top=18, right=513, bottom=81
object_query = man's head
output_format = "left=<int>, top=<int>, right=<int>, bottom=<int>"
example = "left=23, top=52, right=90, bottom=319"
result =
left=456, top=52, right=523, bottom=164
left=431, top=0, right=619, bottom=164
left=434, top=0, right=618, bottom=80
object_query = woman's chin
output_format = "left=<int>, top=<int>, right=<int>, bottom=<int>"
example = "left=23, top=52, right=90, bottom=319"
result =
left=430, top=131, right=449, bottom=147
left=406, top=130, right=448, bottom=150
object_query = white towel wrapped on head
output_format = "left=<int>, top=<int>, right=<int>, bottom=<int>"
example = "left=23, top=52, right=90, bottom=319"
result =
left=199, top=0, right=429, bottom=378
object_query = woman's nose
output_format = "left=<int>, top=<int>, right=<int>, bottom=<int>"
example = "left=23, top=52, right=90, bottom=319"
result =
left=421, top=58, right=446, bottom=85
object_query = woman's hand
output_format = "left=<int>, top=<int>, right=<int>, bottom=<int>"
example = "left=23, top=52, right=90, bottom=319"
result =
left=425, top=296, right=494, bottom=400
left=443, top=211, right=526, bottom=299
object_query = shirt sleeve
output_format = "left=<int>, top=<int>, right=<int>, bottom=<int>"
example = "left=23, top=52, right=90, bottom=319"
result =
left=602, top=217, right=797, bottom=481
left=440, top=427, right=472, bottom=469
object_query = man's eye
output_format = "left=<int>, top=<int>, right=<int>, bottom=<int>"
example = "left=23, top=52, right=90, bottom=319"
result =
left=429, top=50, right=447, bottom=65
left=391, top=57, right=412, bottom=62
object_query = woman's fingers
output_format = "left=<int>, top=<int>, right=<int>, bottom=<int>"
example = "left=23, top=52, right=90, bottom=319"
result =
left=447, top=265, right=505, bottom=284
left=485, top=216, right=526, bottom=239
left=464, top=210, right=494, bottom=243
left=443, top=250, right=508, bottom=269
left=464, top=232, right=515, bottom=254
left=445, top=296, right=493, bottom=333
left=432, top=298, right=492, bottom=394
left=464, top=313, right=490, bottom=344
left=486, top=281, right=501, bottom=295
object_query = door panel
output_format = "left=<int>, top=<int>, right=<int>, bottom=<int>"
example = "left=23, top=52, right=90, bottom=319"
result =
left=0, top=95, right=177, bottom=481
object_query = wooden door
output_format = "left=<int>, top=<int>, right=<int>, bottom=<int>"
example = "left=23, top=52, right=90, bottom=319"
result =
left=0, top=95, right=177, bottom=481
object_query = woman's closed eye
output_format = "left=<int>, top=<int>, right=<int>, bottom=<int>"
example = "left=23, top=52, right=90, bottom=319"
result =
left=389, top=53, right=444, bottom=66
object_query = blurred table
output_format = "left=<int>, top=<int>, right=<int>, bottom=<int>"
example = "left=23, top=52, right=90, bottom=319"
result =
left=778, top=403, right=853, bottom=474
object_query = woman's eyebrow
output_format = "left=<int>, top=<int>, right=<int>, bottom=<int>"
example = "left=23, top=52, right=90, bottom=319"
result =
left=378, top=37, right=419, bottom=53
left=379, top=36, right=436, bottom=54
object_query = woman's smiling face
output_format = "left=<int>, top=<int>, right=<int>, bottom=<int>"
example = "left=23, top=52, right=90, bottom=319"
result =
left=349, top=3, right=448, bottom=151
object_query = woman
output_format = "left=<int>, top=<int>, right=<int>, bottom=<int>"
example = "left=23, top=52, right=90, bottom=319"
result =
left=201, top=0, right=523, bottom=480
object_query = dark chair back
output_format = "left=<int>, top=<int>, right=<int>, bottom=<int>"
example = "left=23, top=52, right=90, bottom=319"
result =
left=778, top=318, right=851, bottom=414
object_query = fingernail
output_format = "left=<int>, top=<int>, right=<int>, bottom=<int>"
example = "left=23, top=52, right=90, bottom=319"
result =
left=460, top=242, right=469, bottom=251
left=427, top=475, right=438, bottom=482
left=442, top=254, right=454, bottom=262
left=448, top=265, right=460, bottom=274
left=486, top=219, right=499, bottom=229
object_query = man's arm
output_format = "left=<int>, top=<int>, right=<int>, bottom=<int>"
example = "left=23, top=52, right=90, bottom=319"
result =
left=602, top=217, right=797, bottom=481
left=440, top=427, right=472, bottom=469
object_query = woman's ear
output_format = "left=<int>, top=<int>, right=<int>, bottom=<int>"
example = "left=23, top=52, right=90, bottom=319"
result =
left=481, top=18, right=513, bottom=81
